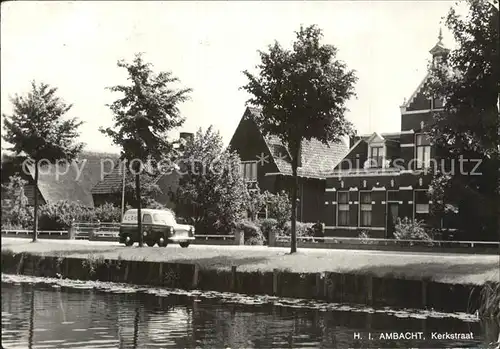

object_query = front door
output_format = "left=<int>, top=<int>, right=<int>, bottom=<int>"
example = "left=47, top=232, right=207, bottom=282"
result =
left=386, top=203, right=399, bottom=238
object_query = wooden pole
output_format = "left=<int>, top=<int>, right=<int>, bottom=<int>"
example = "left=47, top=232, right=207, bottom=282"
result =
left=121, top=159, right=127, bottom=221
left=136, top=172, right=143, bottom=247
left=32, top=160, right=39, bottom=242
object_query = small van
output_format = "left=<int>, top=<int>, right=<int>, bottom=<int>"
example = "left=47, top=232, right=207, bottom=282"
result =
left=119, top=209, right=195, bottom=248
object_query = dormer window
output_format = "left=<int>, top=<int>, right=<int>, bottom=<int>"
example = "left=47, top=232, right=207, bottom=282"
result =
left=365, top=133, right=386, bottom=169
left=370, top=146, right=384, bottom=168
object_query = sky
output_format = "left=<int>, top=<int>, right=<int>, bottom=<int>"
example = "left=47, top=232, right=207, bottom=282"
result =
left=1, top=1, right=458, bottom=154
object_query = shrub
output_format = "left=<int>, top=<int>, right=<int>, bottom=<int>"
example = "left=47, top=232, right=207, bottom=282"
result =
left=38, top=200, right=96, bottom=230
left=236, top=219, right=265, bottom=245
left=394, top=217, right=433, bottom=241
left=282, top=221, right=314, bottom=238
left=1, top=175, right=33, bottom=229
left=266, top=191, right=292, bottom=227
left=142, top=198, right=167, bottom=210
left=479, top=282, right=500, bottom=319
left=94, top=203, right=121, bottom=222
left=1, top=205, right=33, bottom=230
left=258, top=218, right=279, bottom=241
left=244, top=186, right=268, bottom=221
left=176, top=127, right=249, bottom=236
left=358, top=231, right=374, bottom=244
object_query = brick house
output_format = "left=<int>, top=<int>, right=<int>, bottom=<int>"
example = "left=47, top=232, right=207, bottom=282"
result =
left=322, top=33, right=452, bottom=238
left=229, top=107, right=349, bottom=223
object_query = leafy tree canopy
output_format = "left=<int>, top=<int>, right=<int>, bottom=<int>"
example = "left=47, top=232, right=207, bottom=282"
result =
left=175, top=126, right=248, bottom=234
left=100, top=53, right=192, bottom=168
left=426, top=0, right=499, bottom=239
left=242, top=25, right=357, bottom=152
left=2, top=81, right=84, bottom=163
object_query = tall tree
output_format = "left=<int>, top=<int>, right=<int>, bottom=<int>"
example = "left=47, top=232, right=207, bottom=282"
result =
left=426, top=0, right=499, bottom=240
left=2, top=81, right=83, bottom=241
left=241, top=25, right=357, bottom=253
left=101, top=53, right=191, bottom=247
left=175, top=126, right=248, bottom=234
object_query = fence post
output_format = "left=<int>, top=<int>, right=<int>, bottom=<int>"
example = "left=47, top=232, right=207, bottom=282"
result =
left=273, top=268, right=279, bottom=296
left=231, top=266, right=237, bottom=291
left=366, top=275, right=373, bottom=305
left=93, top=220, right=100, bottom=240
left=192, top=264, right=199, bottom=289
left=268, top=229, right=276, bottom=247
left=421, top=280, right=428, bottom=308
left=315, top=273, right=322, bottom=298
left=68, top=219, right=76, bottom=240
left=234, top=230, right=244, bottom=245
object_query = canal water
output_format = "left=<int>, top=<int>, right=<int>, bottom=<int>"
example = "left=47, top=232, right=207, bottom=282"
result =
left=2, top=274, right=499, bottom=348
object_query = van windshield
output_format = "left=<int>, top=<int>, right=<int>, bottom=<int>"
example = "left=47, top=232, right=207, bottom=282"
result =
left=153, top=212, right=176, bottom=225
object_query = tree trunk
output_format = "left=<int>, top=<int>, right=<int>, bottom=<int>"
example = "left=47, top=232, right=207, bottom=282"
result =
left=121, top=160, right=127, bottom=221
left=136, top=172, right=143, bottom=247
left=32, top=161, right=39, bottom=243
left=290, top=147, right=299, bottom=254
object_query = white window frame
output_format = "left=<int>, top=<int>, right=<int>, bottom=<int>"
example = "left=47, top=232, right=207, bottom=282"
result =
left=337, top=191, right=350, bottom=227
left=358, top=190, right=372, bottom=228
left=240, top=161, right=258, bottom=182
left=413, top=189, right=430, bottom=220
left=367, top=135, right=386, bottom=169
left=415, top=134, right=431, bottom=169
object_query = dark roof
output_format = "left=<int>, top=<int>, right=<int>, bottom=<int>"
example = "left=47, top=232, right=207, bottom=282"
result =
left=76, top=151, right=120, bottom=195
left=2, top=151, right=120, bottom=207
left=91, top=162, right=163, bottom=195
left=91, top=162, right=127, bottom=194
left=247, top=107, right=349, bottom=179
left=25, top=162, right=94, bottom=207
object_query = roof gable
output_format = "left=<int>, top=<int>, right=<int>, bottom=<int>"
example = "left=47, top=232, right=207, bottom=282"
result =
left=402, top=73, right=432, bottom=111
left=25, top=162, right=94, bottom=207
left=366, top=132, right=385, bottom=145
left=75, top=152, right=121, bottom=196
left=91, top=162, right=165, bottom=195
left=243, top=107, right=349, bottom=179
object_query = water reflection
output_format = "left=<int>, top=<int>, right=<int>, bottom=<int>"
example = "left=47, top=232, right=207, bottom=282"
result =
left=28, top=289, right=34, bottom=349
left=1, top=280, right=499, bottom=348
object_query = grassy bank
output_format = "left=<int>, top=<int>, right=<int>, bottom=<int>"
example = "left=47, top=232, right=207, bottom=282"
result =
left=2, top=238, right=499, bottom=286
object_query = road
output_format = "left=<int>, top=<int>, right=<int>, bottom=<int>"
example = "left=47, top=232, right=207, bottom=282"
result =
left=2, top=237, right=499, bottom=285
left=2, top=236, right=497, bottom=258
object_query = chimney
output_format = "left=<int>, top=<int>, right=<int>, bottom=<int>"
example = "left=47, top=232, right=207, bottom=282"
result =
left=349, top=135, right=360, bottom=149
left=297, top=142, right=302, bottom=167
left=179, top=132, right=194, bottom=143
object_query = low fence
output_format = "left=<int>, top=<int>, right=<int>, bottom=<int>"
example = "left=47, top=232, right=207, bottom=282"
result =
left=2, top=226, right=498, bottom=253
left=1, top=229, right=69, bottom=239
left=71, top=222, right=120, bottom=241
left=192, top=234, right=237, bottom=245
left=1, top=224, right=241, bottom=245
left=269, top=235, right=500, bottom=254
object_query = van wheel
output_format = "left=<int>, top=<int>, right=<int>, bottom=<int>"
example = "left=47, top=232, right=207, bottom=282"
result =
left=146, top=240, right=156, bottom=247
left=124, top=237, right=134, bottom=246
left=179, top=242, right=190, bottom=248
left=158, top=238, right=168, bottom=247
